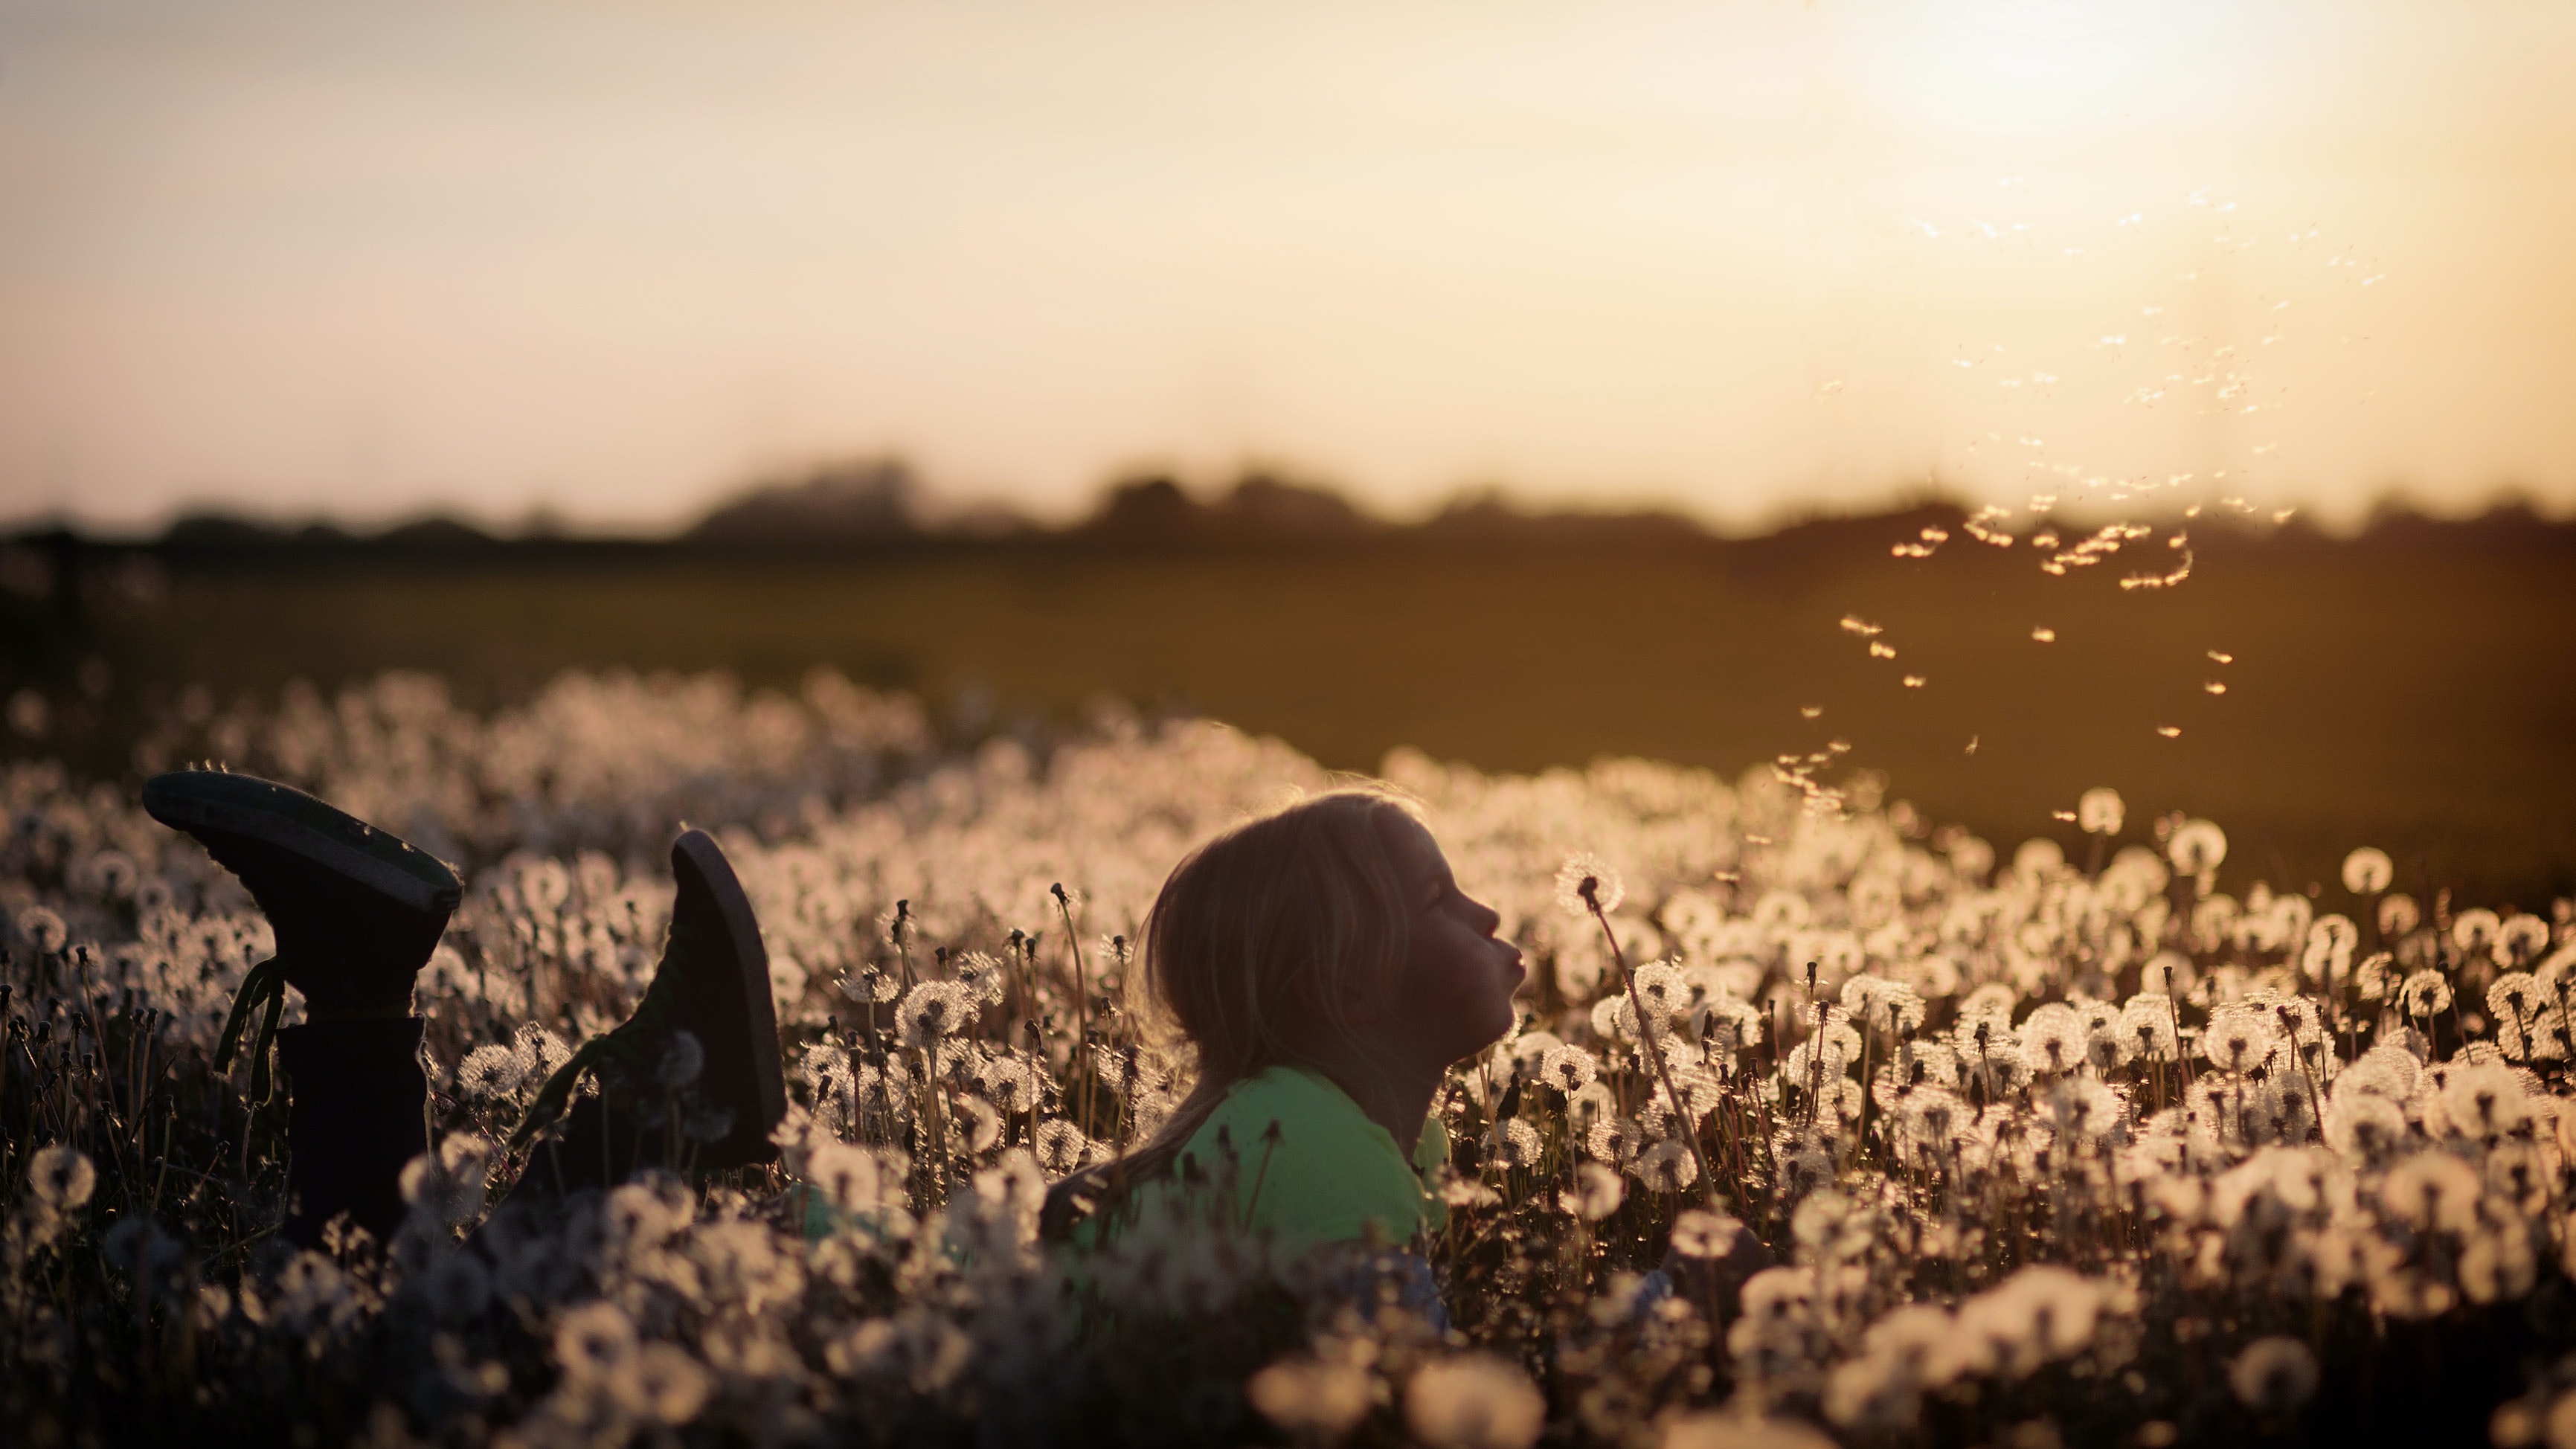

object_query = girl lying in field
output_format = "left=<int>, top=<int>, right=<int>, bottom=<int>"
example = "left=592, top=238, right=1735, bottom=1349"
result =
left=143, top=768, right=1743, bottom=1316
left=1037, top=787, right=1523, bottom=1256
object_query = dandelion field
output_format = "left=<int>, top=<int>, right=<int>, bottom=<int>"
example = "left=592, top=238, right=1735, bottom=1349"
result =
left=4, top=660, right=2575, bottom=1449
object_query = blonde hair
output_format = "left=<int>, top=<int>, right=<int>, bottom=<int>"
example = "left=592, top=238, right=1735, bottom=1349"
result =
left=1044, top=785, right=1424, bottom=1237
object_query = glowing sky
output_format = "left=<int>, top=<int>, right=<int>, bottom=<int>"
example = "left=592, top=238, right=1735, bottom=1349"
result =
left=3, top=1, right=2573, bottom=532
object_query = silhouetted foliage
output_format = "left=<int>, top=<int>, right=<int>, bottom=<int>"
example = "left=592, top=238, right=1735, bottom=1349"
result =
left=687, top=459, right=925, bottom=546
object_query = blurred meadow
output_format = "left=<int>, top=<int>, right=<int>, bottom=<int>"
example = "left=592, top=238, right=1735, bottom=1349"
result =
left=8, top=492, right=2572, bottom=905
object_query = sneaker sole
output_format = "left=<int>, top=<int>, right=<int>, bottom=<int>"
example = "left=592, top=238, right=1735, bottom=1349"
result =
left=672, top=829, right=787, bottom=1142
left=142, top=771, right=460, bottom=917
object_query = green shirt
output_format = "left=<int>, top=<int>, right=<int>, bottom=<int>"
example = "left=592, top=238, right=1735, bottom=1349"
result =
left=1080, top=1064, right=1451, bottom=1250
left=798, top=1066, right=1451, bottom=1253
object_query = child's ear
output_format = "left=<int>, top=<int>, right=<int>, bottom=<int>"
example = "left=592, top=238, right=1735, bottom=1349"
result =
left=1288, top=964, right=1369, bottom=1031
left=1331, top=968, right=1388, bottom=1029
left=1285, top=966, right=1365, bottom=1032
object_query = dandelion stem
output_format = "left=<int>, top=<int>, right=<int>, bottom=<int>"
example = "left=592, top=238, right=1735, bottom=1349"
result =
left=1583, top=887, right=1719, bottom=1210
left=1054, top=884, right=1092, bottom=1134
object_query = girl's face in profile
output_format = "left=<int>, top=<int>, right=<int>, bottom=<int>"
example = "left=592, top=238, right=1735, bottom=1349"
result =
left=1372, top=815, right=1526, bottom=1067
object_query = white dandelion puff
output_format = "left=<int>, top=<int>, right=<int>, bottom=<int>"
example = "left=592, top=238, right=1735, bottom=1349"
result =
left=1248, top=1357, right=1375, bottom=1439
left=1406, top=1354, right=1546, bottom=1449
left=2229, top=1337, right=2318, bottom=1413
left=1555, top=855, right=1625, bottom=917
left=1560, top=1163, right=1625, bottom=1220
left=28, top=1144, right=95, bottom=1210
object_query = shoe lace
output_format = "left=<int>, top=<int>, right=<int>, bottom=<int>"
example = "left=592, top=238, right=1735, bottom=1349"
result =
left=509, top=951, right=684, bottom=1151
left=213, top=957, right=290, bottom=1102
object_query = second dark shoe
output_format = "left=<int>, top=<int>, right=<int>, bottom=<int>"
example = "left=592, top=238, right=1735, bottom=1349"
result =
left=513, top=828, right=785, bottom=1175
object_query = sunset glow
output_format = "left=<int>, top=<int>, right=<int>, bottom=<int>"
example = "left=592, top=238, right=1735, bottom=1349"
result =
left=1, top=0, right=2571, bottom=530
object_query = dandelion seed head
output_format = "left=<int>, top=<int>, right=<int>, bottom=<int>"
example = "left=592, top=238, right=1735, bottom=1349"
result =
left=1249, top=1357, right=1375, bottom=1438
left=953, top=951, right=1009, bottom=1006
left=553, top=1300, right=639, bottom=1382
left=1538, top=1042, right=1600, bottom=1096
left=1555, top=855, right=1625, bottom=917
left=1587, top=1117, right=1642, bottom=1166
left=24, top=1143, right=94, bottom=1215
left=954, top=1095, right=1003, bottom=1154
left=2379, top=893, right=2424, bottom=936
left=656, top=1029, right=705, bottom=1090
left=1407, top=1354, right=1546, bottom=1449
left=16, top=906, right=68, bottom=954
left=2078, top=787, right=2125, bottom=835
left=899, top=980, right=973, bottom=1046
left=2381, top=1150, right=2481, bottom=1231
left=979, top=1056, right=1039, bottom=1114
left=455, top=1043, right=522, bottom=1100
left=2229, top=1337, right=2319, bottom=1413
left=1633, top=1137, right=1699, bottom=1193
left=1561, top=1162, right=1625, bottom=1220
left=1034, top=1119, right=1093, bottom=1176
left=613, top=1342, right=712, bottom=1426
left=2399, top=970, right=2453, bottom=1018
left=2168, top=819, right=2227, bottom=873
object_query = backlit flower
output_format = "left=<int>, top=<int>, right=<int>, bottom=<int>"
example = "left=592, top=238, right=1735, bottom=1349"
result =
left=1406, top=1354, right=1546, bottom=1449
left=1555, top=854, right=1625, bottom=917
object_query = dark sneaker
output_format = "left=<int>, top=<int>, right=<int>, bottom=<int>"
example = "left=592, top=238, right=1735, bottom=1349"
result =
left=513, top=829, right=784, bottom=1174
left=142, top=770, right=460, bottom=1093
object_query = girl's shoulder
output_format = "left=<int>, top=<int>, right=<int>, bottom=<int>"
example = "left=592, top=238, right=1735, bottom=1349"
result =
left=1191, top=1065, right=1384, bottom=1163
left=1185, top=1066, right=1446, bottom=1244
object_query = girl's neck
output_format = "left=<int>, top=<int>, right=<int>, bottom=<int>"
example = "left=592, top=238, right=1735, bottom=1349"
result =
left=1312, top=1053, right=1444, bottom=1156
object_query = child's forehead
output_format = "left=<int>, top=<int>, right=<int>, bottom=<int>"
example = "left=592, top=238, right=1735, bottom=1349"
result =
left=1375, top=812, right=1450, bottom=878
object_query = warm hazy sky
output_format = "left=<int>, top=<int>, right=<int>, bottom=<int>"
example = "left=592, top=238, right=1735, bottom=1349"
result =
left=3, top=1, right=2573, bottom=533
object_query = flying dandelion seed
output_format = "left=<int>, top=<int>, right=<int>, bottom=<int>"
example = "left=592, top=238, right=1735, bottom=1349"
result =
left=2156, top=726, right=2182, bottom=739
left=2031, top=627, right=2056, bottom=642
